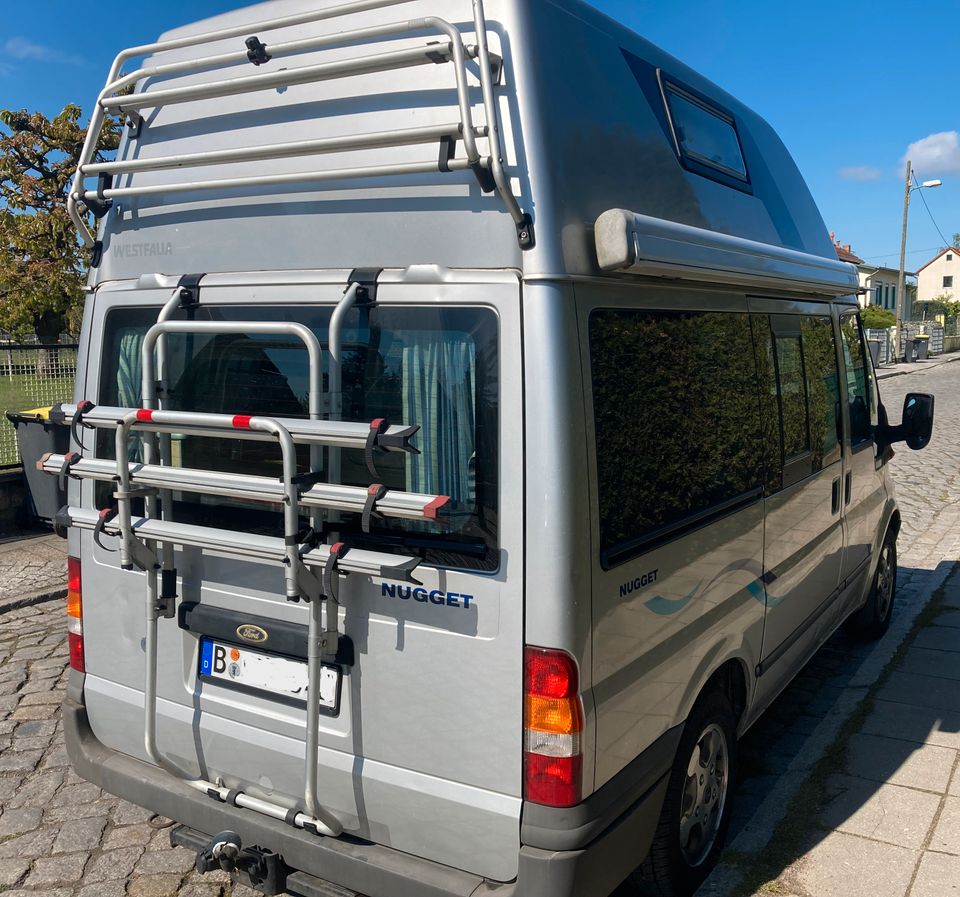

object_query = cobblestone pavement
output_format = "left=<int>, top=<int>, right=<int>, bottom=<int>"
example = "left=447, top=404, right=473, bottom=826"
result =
left=0, top=532, right=68, bottom=607
left=1, top=364, right=958, bottom=897
left=0, top=600, right=264, bottom=897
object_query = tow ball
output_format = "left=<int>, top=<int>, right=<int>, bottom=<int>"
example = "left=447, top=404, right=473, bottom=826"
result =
left=194, top=830, right=288, bottom=895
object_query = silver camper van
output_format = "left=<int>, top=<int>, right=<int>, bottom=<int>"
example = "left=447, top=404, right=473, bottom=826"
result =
left=50, top=1, right=935, bottom=895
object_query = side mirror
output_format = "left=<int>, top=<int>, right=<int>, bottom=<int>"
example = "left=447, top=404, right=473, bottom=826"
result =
left=902, top=393, right=934, bottom=450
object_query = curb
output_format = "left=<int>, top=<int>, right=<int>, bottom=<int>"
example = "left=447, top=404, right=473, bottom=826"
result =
left=697, top=546, right=960, bottom=895
left=0, top=585, right=67, bottom=615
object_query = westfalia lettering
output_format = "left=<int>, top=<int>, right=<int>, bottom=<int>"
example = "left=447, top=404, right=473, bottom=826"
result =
left=112, top=241, right=174, bottom=258
left=619, top=569, right=659, bottom=598
left=381, top=583, right=473, bottom=609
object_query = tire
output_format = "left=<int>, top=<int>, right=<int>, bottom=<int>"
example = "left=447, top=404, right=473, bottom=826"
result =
left=631, top=688, right=737, bottom=897
left=847, top=534, right=896, bottom=640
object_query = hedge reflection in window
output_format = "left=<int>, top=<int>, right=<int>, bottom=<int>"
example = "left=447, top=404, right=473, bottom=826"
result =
left=590, top=309, right=764, bottom=567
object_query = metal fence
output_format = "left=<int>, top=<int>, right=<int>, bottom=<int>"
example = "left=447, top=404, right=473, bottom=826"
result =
left=0, top=344, right=78, bottom=468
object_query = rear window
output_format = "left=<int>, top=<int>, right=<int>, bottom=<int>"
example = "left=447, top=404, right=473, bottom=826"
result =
left=97, top=304, right=499, bottom=571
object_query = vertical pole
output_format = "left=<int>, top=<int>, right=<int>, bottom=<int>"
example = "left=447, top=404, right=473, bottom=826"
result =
left=895, top=160, right=912, bottom=362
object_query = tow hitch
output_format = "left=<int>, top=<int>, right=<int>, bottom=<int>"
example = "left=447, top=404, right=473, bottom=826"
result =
left=173, top=826, right=289, bottom=895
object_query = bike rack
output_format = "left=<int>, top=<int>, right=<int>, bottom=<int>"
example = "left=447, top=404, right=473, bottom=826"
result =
left=46, top=272, right=452, bottom=838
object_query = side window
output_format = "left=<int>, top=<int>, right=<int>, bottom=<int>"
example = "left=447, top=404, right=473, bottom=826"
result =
left=840, top=314, right=876, bottom=446
left=800, top=316, right=842, bottom=471
left=774, top=333, right=810, bottom=463
left=589, top=309, right=764, bottom=567
left=753, top=313, right=842, bottom=492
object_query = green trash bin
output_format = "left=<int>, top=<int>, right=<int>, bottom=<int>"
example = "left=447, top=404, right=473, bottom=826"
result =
left=4, top=406, right=70, bottom=524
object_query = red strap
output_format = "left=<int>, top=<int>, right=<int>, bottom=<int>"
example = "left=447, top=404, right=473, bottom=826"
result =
left=136, top=409, right=154, bottom=422
left=370, top=418, right=385, bottom=431
left=423, top=495, right=450, bottom=520
left=232, top=415, right=253, bottom=429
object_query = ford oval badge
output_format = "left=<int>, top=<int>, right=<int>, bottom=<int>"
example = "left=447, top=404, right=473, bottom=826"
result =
left=236, top=624, right=268, bottom=644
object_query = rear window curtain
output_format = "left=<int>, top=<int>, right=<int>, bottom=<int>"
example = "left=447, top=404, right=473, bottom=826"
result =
left=589, top=309, right=764, bottom=566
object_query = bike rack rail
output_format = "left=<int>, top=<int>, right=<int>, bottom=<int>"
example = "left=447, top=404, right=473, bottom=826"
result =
left=68, top=0, right=534, bottom=250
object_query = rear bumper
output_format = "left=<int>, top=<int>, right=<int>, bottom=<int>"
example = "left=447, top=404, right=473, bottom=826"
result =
left=64, top=689, right=669, bottom=897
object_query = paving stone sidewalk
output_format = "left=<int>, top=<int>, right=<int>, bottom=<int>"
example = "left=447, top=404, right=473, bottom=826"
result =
left=736, top=570, right=960, bottom=897
left=874, top=348, right=960, bottom=381
left=0, top=532, right=68, bottom=609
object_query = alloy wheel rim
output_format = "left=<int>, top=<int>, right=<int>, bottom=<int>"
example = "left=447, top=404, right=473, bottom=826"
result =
left=876, top=543, right=894, bottom=621
left=679, top=722, right=728, bottom=867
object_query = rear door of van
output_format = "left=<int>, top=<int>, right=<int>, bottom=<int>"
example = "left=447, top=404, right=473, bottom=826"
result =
left=76, top=269, right=524, bottom=881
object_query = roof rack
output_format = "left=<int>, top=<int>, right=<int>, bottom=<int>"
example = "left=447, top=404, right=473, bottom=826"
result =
left=68, top=0, right=534, bottom=250
left=44, top=273, right=452, bottom=840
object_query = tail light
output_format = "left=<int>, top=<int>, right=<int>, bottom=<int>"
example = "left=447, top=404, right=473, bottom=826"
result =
left=67, top=556, right=84, bottom=673
left=524, top=646, right=584, bottom=807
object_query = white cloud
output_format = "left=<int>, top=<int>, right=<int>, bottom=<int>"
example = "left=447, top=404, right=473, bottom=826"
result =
left=0, top=37, right=84, bottom=67
left=902, top=131, right=960, bottom=176
left=838, top=165, right=882, bottom=182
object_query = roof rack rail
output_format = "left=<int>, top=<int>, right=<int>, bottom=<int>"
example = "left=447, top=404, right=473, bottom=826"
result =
left=68, top=0, right=534, bottom=249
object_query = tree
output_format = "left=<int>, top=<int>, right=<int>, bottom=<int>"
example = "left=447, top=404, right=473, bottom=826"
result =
left=861, top=305, right=896, bottom=329
left=952, top=233, right=960, bottom=249
left=0, top=105, right=120, bottom=342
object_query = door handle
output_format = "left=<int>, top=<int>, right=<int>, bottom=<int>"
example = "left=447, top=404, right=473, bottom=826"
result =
left=845, top=472, right=852, bottom=505
left=831, top=477, right=841, bottom=515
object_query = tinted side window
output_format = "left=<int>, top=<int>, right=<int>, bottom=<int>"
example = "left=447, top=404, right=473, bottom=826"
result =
left=800, top=316, right=842, bottom=470
left=774, top=333, right=810, bottom=461
left=590, top=309, right=764, bottom=567
left=840, top=314, right=873, bottom=445
left=754, top=313, right=842, bottom=491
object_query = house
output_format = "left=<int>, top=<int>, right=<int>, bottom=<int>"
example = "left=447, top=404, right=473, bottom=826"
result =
left=916, top=246, right=959, bottom=303
left=830, top=233, right=916, bottom=316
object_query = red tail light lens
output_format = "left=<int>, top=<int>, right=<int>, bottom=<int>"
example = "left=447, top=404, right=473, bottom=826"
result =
left=66, top=556, right=84, bottom=673
left=523, top=647, right=584, bottom=808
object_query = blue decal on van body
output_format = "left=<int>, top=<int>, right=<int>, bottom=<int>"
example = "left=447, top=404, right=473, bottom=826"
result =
left=639, top=559, right=777, bottom=615
left=644, top=583, right=700, bottom=615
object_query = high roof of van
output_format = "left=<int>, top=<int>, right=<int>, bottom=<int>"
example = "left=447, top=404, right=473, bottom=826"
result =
left=86, top=0, right=841, bottom=287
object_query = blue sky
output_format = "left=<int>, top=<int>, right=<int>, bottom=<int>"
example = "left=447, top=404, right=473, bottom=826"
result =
left=2, top=0, right=956, bottom=270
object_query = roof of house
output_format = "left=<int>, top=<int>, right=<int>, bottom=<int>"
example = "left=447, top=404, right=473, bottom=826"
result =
left=829, top=232, right=864, bottom=265
left=917, top=246, right=960, bottom=273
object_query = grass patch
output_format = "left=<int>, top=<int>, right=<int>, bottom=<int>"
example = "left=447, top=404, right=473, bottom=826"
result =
left=728, top=566, right=958, bottom=895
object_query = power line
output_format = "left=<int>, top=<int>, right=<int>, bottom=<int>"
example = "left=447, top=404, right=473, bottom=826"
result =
left=862, top=245, right=944, bottom=261
left=912, top=171, right=954, bottom=249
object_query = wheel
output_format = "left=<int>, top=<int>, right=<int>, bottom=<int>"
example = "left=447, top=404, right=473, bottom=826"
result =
left=847, top=534, right=896, bottom=640
left=632, top=688, right=737, bottom=897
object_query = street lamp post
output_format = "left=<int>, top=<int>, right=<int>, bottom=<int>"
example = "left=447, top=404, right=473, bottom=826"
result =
left=895, top=160, right=942, bottom=360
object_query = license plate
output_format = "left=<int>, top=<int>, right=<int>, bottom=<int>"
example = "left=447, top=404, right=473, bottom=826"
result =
left=199, top=638, right=340, bottom=712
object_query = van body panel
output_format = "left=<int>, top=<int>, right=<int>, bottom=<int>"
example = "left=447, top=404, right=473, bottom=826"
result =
left=575, top=283, right=766, bottom=787
left=78, top=274, right=525, bottom=881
